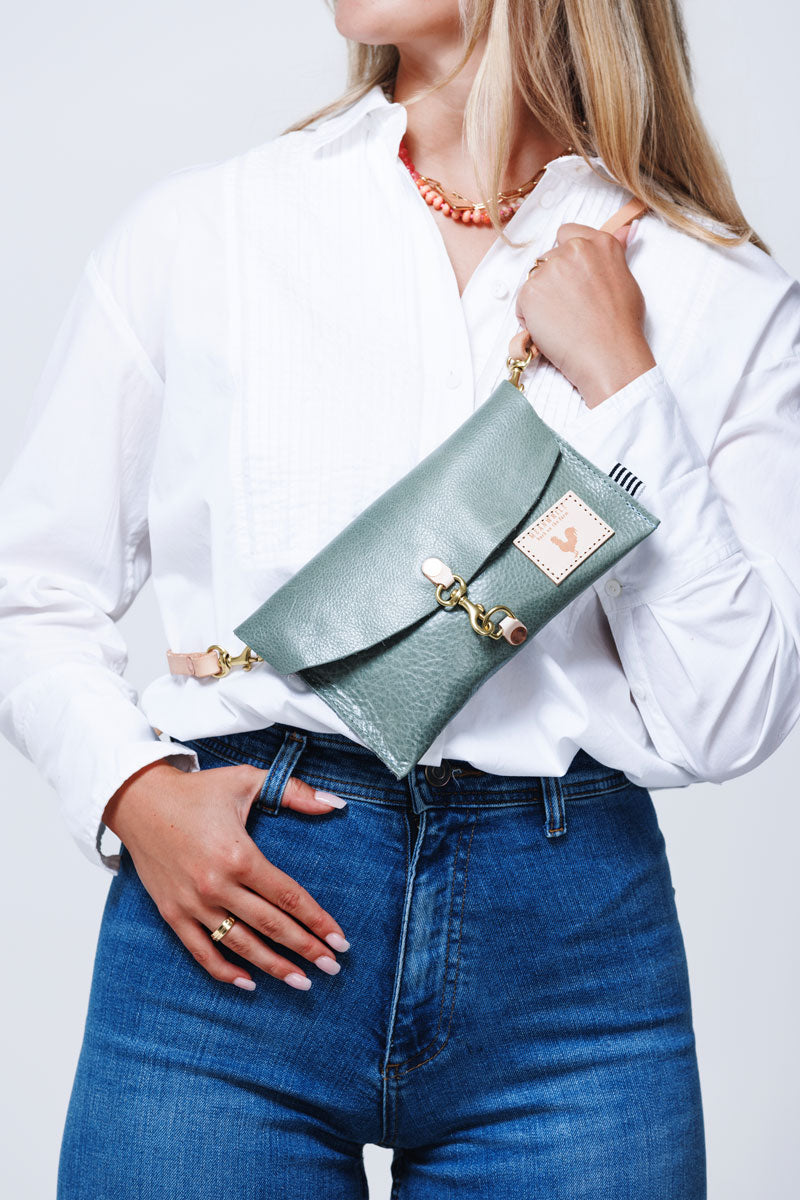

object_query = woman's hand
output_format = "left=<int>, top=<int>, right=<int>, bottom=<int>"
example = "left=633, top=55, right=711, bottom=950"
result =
left=515, top=220, right=656, bottom=408
left=101, top=759, right=350, bottom=992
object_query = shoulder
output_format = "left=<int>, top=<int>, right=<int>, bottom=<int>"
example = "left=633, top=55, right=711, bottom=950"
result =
left=645, top=204, right=796, bottom=297
left=85, top=130, right=314, bottom=328
left=631, top=202, right=799, bottom=378
left=92, top=130, right=309, bottom=272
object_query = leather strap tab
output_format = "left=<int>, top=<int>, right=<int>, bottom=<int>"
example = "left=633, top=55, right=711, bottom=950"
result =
left=166, top=648, right=222, bottom=677
left=598, top=196, right=648, bottom=235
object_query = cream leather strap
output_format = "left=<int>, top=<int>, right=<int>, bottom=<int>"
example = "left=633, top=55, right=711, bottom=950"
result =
left=166, top=648, right=225, bottom=677
left=166, top=644, right=264, bottom=678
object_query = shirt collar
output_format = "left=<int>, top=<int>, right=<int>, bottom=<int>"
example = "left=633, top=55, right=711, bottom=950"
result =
left=309, top=82, right=615, bottom=185
left=309, top=84, right=399, bottom=153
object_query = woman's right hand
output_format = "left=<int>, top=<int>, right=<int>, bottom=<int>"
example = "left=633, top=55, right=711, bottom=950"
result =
left=101, top=758, right=351, bottom=992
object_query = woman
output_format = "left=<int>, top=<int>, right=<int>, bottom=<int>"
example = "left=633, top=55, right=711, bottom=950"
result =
left=1, top=1, right=798, bottom=1196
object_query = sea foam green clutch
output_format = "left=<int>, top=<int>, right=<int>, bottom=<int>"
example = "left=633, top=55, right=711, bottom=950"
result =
left=168, top=198, right=659, bottom=777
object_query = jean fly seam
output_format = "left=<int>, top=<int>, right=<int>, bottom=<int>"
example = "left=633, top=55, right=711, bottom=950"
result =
left=379, top=808, right=429, bottom=1142
left=386, top=823, right=465, bottom=1068
left=387, top=817, right=477, bottom=1080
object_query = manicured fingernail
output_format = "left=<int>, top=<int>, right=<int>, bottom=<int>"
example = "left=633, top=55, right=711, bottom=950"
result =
left=325, top=932, right=350, bottom=952
left=285, top=972, right=312, bottom=990
left=232, top=976, right=256, bottom=991
left=314, top=955, right=341, bottom=975
left=314, top=789, right=347, bottom=808
left=627, top=218, right=639, bottom=243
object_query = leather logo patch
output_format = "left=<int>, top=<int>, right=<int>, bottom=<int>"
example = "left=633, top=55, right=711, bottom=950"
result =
left=513, top=490, right=615, bottom=584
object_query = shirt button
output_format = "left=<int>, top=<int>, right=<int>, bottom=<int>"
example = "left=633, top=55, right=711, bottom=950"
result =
left=491, top=279, right=509, bottom=300
left=445, top=368, right=462, bottom=389
left=632, top=684, right=647, bottom=702
left=604, top=578, right=623, bottom=597
left=538, top=182, right=560, bottom=208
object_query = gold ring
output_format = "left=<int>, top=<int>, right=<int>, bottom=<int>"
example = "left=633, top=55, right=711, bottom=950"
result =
left=210, top=913, right=236, bottom=942
left=527, top=256, right=549, bottom=278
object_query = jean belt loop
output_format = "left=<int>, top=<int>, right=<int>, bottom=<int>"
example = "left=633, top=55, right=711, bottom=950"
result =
left=257, top=728, right=309, bottom=816
left=540, top=771, right=567, bottom=839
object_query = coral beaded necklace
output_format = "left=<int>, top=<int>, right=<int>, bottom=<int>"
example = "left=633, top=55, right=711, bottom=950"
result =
left=397, top=136, right=576, bottom=226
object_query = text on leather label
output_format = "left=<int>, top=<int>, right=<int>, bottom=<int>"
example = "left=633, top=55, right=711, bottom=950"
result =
left=513, top=490, right=615, bottom=584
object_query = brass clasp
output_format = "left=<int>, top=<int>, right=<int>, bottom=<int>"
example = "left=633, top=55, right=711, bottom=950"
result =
left=431, top=574, right=527, bottom=645
left=506, top=344, right=535, bottom=391
left=206, top=644, right=264, bottom=677
left=421, top=557, right=527, bottom=645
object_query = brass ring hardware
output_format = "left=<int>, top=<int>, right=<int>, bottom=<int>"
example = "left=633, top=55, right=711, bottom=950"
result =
left=434, top=574, right=511, bottom=640
left=206, top=644, right=264, bottom=677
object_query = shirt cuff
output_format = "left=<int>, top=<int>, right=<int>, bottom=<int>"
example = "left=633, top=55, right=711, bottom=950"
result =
left=565, top=362, right=741, bottom=605
left=1, top=661, right=201, bottom=876
left=568, top=362, right=707, bottom=483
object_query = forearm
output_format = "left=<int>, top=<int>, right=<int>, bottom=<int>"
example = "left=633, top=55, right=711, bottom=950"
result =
left=565, top=358, right=800, bottom=779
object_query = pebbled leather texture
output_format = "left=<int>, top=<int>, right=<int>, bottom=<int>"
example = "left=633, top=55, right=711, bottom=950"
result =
left=234, top=378, right=660, bottom=778
left=236, top=381, right=560, bottom=673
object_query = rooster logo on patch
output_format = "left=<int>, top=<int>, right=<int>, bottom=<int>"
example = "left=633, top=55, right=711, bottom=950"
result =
left=550, top=526, right=578, bottom=556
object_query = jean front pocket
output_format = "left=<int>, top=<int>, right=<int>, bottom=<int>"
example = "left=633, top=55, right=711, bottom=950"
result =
left=183, top=738, right=243, bottom=772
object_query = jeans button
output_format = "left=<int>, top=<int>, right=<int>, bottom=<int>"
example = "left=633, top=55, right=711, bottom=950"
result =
left=424, top=762, right=452, bottom=786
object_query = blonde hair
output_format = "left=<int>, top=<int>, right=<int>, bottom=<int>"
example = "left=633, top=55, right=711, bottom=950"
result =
left=283, top=0, right=770, bottom=255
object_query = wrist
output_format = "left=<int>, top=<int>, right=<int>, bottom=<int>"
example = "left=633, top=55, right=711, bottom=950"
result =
left=102, top=759, right=184, bottom=840
left=575, top=338, right=657, bottom=409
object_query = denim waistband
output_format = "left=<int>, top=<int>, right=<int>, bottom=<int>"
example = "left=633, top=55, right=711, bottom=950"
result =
left=180, top=720, right=632, bottom=831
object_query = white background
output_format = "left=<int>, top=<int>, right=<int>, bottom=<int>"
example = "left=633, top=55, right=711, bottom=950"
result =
left=1, top=3, right=797, bottom=1196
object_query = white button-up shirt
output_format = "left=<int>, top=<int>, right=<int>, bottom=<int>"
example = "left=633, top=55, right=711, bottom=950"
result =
left=2, top=83, right=799, bottom=874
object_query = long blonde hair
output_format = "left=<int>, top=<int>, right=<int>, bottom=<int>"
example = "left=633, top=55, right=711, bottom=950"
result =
left=283, top=0, right=770, bottom=255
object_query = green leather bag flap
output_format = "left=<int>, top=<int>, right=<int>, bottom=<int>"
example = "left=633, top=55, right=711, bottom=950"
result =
left=233, top=381, right=561, bottom=674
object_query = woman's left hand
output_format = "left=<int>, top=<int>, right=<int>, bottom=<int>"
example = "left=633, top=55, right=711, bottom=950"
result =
left=515, top=221, right=657, bottom=409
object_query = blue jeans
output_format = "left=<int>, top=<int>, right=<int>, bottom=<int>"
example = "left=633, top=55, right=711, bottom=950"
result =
left=58, top=722, right=706, bottom=1198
